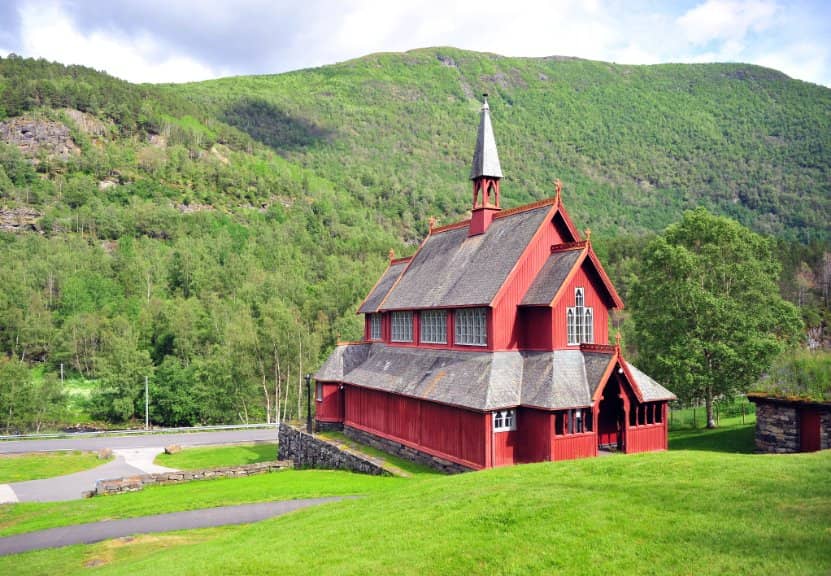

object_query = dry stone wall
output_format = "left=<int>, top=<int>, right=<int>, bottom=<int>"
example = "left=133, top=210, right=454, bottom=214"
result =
left=91, top=461, right=291, bottom=497
left=754, top=402, right=800, bottom=452
left=278, top=423, right=392, bottom=476
left=343, top=425, right=471, bottom=474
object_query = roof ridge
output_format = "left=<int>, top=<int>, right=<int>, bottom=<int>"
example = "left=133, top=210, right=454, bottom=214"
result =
left=550, top=240, right=588, bottom=252
left=493, top=197, right=556, bottom=219
left=580, top=343, right=616, bottom=354
left=336, top=340, right=367, bottom=346
left=390, top=256, right=412, bottom=265
left=430, top=219, right=471, bottom=234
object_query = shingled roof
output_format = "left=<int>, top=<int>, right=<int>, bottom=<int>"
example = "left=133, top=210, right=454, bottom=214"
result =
left=319, top=343, right=674, bottom=411
left=357, top=259, right=409, bottom=314
left=380, top=203, right=553, bottom=310
left=470, top=96, right=503, bottom=180
left=521, top=247, right=583, bottom=306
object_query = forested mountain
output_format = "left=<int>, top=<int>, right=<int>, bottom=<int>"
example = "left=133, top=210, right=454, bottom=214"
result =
left=0, top=49, right=828, bottom=431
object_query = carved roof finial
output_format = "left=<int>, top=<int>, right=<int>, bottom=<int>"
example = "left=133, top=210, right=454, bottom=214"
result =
left=585, top=228, right=592, bottom=241
left=388, top=248, right=395, bottom=261
left=429, top=216, right=437, bottom=231
left=554, top=179, right=562, bottom=202
left=615, top=332, right=622, bottom=348
left=470, top=93, right=503, bottom=180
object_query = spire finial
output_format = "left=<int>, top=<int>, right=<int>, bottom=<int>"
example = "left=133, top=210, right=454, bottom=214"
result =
left=554, top=179, right=562, bottom=203
left=388, top=248, right=395, bottom=261
left=470, top=93, right=502, bottom=181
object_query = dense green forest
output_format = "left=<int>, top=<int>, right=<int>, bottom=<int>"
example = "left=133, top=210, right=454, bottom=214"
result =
left=0, top=49, right=828, bottom=432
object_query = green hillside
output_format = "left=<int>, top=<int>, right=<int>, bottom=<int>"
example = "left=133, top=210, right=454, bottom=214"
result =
left=0, top=50, right=829, bottom=429
left=176, top=47, right=831, bottom=243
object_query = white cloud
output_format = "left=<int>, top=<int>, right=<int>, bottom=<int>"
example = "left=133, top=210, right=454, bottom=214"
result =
left=678, top=0, right=779, bottom=46
left=18, top=0, right=222, bottom=83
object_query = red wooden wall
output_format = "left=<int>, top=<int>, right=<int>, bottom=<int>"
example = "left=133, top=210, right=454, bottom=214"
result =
left=492, top=214, right=564, bottom=350
left=492, top=430, right=517, bottom=466
left=518, top=307, right=552, bottom=350
left=344, top=386, right=487, bottom=469
left=516, top=408, right=552, bottom=462
left=315, top=382, right=343, bottom=422
left=552, top=265, right=610, bottom=349
left=551, top=434, right=596, bottom=460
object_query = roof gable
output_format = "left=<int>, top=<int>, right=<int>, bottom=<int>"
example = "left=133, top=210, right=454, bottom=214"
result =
left=380, top=203, right=554, bottom=310
left=357, top=259, right=409, bottom=314
left=520, top=243, right=624, bottom=309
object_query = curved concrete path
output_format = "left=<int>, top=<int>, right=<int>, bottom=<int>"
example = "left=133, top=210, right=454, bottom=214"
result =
left=0, top=428, right=278, bottom=454
left=0, top=447, right=177, bottom=504
left=0, top=498, right=344, bottom=556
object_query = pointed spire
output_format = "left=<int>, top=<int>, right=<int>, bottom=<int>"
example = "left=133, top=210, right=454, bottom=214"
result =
left=470, top=94, right=503, bottom=180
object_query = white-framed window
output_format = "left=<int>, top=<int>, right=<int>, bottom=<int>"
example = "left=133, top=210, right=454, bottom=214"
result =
left=420, top=310, right=447, bottom=344
left=316, top=382, right=323, bottom=402
left=493, top=409, right=516, bottom=432
left=567, top=287, right=594, bottom=345
left=391, top=311, right=413, bottom=342
left=369, top=313, right=382, bottom=340
left=455, top=308, right=487, bottom=346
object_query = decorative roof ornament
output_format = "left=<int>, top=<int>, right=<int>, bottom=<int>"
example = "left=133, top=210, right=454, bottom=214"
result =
left=429, top=216, right=437, bottom=232
left=585, top=228, right=592, bottom=242
left=388, top=248, right=395, bottom=261
left=554, top=179, right=562, bottom=203
left=470, top=93, right=503, bottom=180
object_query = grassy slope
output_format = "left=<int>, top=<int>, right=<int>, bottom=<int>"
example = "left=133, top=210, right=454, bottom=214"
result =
left=0, top=451, right=109, bottom=483
left=153, top=443, right=277, bottom=470
left=177, top=48, right=831, bottom=243
left=1, top=424, right=829, bottom=575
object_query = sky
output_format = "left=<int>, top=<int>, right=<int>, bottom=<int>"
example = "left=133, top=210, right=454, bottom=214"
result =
left=0, top=0, right=829, bottom=87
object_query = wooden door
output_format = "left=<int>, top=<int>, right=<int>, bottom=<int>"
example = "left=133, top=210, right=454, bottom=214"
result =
left=800, top=409, right=821, bottom=452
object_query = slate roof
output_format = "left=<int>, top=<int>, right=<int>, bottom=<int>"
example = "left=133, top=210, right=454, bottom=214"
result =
left=470, top=97, right=503, bottom=179
left=380, top=204, right=553, bottom=310
left=624, top=362, right=676, bottom=402
left=319, top=343, right=674, bottom=411
left=520, top=248, right=583, bottom=306
left=357, top=260, right=409, bottom=314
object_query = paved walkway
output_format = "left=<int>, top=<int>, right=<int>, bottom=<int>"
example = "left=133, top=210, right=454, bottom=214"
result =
left=0, top=428, right=278, bottom=454
left=0, top=447, right=177, bottom=504
left=0, top=498, right=344, bottom=556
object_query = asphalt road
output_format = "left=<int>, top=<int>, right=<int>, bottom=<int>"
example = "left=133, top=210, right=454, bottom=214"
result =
left=0, top=428, right=279, bottom=454
left=0, top=498, right=344, bottom=556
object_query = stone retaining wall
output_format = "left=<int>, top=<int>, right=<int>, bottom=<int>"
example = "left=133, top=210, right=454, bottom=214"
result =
left=91, top=461, right=291, bottom=497
left=343, top=425, right=472, bottom=474
left=278, top=423, right=392, bottom=476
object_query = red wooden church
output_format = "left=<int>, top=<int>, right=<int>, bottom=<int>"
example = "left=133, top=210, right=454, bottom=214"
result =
left=314, top=96, right=675, bottom=471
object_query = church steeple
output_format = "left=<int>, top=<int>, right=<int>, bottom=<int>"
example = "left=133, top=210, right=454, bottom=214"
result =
left=469, top=94, right=502, bottom=236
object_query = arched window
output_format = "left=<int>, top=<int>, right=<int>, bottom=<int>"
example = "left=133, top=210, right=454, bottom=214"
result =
left=567, top=287, right=594, bottom=345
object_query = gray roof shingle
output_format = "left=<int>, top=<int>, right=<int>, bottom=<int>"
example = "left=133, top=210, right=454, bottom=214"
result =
left=357, top=260, right=409, bottom=314
left=521, top=248, right=583, bottom=306
left=320, top=343, right=673, bottom=411
left=381, top=205, right=552, bottom=310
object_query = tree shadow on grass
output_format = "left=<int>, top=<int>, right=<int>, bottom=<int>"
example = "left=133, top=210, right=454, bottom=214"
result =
left=669, top=424, right=756, bottom=454
left=221, top=98, right=332, bottom=153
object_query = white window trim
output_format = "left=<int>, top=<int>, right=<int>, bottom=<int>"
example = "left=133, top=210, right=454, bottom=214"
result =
left=391, top=311, right=413, bottom=343
left=493, top=409, right=516, bottom=432
left=315, top=382, right=323, bottom=402
left=420, top=310, right=447, bottom=344
left=455, top=308, right=487, bottom=346
left=369, top=313, right=382, bottom=340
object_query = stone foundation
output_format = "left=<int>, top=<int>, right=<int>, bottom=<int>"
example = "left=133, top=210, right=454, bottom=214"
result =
left=278, top=423, right=392, bottom=476
left=343, top=425, right=472, bottom=474
left=314, top=420, right=344, bottom=433
left=92, top=461, right=291, bottom=497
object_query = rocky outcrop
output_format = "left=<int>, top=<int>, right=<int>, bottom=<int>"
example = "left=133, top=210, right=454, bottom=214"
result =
left=0, top=207, right=41, bottom=233
left=0, top=117, right=79, bottom=161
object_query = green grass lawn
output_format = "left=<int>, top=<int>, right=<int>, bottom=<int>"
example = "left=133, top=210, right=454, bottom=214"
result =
left=0, top=451, right=110, bottom=483
left=2, top=423, right=829, bottom=575
left=154, top=443, right=278, bottom=470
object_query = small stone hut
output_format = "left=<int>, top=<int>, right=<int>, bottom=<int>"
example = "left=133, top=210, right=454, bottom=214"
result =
left=748, top=394, right=831, bottom=453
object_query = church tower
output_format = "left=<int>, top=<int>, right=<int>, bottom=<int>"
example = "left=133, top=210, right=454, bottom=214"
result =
left=469, top=94, right=503, bottom=236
